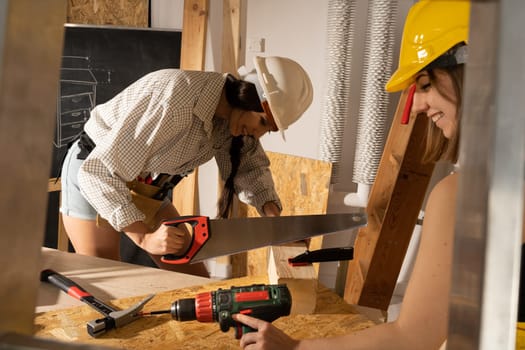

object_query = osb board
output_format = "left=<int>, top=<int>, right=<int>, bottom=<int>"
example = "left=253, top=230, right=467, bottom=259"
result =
left=34, top=276, right=375, bottom=350
left=67, top=0, right=149, bottom=26
left=232, top=152, right=332, bottom=277
left=258, top=152, right=331, bottom=216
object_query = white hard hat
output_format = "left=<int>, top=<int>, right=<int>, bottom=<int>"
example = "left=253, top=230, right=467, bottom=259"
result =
left=238, top=56, right=313, bottom=139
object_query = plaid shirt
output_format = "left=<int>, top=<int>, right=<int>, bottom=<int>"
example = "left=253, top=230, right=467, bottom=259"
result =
left=78, top=69, right=280, bottom=231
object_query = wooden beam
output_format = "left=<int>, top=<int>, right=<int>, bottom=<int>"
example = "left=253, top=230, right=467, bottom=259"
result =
left=172, top=0, right=209, bottom=216
left=344, top=89, right=435, bottom=311
left=48, top=179, right=69, bottom=251
left=222, top=0, right=241, bottom=75
left=0, top=0, right=66, bottom=334
left=180, top=0, right=208, bottom=71
left=208, top=0, right=242, bottom=275
left=268, top=243, right=317, bottom=315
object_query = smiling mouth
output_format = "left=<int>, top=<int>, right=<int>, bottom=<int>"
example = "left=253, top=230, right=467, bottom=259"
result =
left=432, top=112, right=444, bottom=123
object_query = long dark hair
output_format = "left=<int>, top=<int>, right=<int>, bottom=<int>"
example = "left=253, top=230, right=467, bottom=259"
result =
left=216, top=74, right=263, bottom=219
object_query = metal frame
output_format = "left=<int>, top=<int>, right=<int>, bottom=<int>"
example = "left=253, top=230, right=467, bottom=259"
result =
left=448, top=0, right=525, bottom=348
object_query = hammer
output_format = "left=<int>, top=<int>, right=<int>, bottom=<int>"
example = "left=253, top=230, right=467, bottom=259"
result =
left=41, top=269, right=154, bottom=337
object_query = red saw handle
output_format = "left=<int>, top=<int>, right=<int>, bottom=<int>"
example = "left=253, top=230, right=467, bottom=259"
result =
left=161, top=215, right=210, bottom=264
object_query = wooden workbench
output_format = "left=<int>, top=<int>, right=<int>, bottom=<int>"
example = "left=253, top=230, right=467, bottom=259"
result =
left=35, top=249, right=378, bottom=349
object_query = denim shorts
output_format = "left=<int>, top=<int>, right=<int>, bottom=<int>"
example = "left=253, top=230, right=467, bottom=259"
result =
left=59, top=140, right=98, bottom=220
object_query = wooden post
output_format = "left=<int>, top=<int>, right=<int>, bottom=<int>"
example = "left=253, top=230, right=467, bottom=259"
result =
left=268, top=243, right=317, bottom=315
left=208, top=0, right=242, bottom=276
left=172, top=0, right=209, bottom=216
left=344, top=89, right=435, bottom=311
left=0, top=0, right=66, bottom=334
left=180, top=0, right=208, bottom=71
left=48, top=179, right=69, bottom=251
left=222, top=0, right=241, bottom=75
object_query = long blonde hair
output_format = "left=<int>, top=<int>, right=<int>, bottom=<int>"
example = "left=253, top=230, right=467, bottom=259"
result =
left=421, top=64, right=464, bottom=164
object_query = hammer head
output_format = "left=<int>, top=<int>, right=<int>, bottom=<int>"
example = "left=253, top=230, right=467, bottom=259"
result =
left=86, top=294, right=155, bottom=337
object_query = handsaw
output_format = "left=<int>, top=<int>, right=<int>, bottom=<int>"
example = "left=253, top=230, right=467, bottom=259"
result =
left=160, top=212, right=367, bottom=264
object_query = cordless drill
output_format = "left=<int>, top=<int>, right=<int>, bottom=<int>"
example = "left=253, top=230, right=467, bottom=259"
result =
left=169, top=284, right=292, bottom=339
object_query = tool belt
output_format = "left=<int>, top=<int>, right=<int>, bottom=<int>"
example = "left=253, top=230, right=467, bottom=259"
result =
left=77, top=131, right=96, bottom=160
left=75, top=131, right=184, bottom=230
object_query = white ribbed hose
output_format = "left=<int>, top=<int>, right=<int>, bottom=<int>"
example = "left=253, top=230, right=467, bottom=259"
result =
left=319, top=0, right=356, bottom=184
left=345, top=0, right=397, bottom=207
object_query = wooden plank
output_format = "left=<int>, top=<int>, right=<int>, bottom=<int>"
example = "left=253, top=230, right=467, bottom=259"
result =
left=48, top=179, right=69, bottom=251
left=207, top=0, right=242, bottom=273
left=231, top=152, right=332, bottom=277
left=171, top=171, right=200, bottom=216
left=0, top=0, right=66, bottom=334
left=268, top=243, right=317, bottom=315
left=48, top=178, right=62, bottom=193
left=180, top=0, right=208, bottom=71
left=35, top=275, right=376, bottom=349
left=344, top=89, right=435, bottom=311
left=56, top=201, right=70, bottom=251
left=171, top=0, right=209, bottom=216
left=222, top=0, right=241, bottom=75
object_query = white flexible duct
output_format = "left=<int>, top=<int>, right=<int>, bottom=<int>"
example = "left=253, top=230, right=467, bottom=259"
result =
left=345, top=0, right=397, bottom=207
left=319, top=0, right=356, bottom=184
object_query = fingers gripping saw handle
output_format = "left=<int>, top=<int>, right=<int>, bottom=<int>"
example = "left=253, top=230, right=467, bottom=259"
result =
left=161, top=216, right=210, bottom=264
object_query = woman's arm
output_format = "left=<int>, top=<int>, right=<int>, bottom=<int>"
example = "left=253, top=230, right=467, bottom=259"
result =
left=262, top=201, right=281, bottom=216
left=220, top=137, right=282, bottom=216
left=122, top=201, right=191, bottom=256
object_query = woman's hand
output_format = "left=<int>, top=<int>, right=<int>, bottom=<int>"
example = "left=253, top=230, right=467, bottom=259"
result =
left=122, top=219, right=190, bottom=256
left=262, top=201, right=281, bottom=217
left=233, top=314, right=300, bottom=350
left=140, top=223, right=190, bottom=256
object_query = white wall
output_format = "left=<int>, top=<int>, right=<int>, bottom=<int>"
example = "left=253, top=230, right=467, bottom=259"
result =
left=150, top=0, right=184, bottom=30
left=243, top=0, right=328, bottom=159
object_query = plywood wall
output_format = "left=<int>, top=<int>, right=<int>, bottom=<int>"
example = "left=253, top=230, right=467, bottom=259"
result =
left=231, top=151, right=332, bottom=277
left=66, top=0, right=148, bottom=26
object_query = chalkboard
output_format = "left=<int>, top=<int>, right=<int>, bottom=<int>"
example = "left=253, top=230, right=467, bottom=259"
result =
left=45, top=24, right=182, bottom=250
left=52, top=24, right=182, bottom=172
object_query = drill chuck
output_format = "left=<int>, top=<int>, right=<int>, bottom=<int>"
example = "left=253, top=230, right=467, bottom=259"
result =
left=170, top=292, right=214, bottom=322
left=170, top=298, right=196, bottom=321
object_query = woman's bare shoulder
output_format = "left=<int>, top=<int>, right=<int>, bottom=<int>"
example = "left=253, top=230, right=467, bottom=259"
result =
left=427, top=172, right=459, bottom=207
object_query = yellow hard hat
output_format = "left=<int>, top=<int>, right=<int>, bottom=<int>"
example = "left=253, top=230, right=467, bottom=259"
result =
left=385, top=0, right=470, bottom=92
